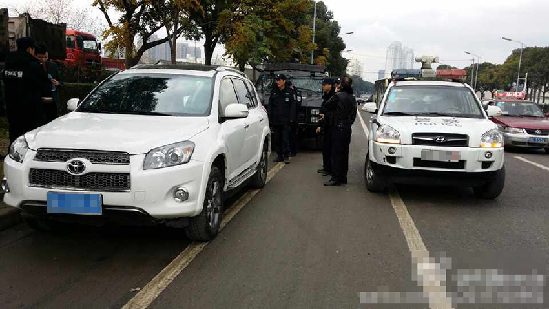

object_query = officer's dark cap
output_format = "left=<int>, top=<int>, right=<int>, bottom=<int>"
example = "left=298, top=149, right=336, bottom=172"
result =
left=275, top=74, right=287, bottom=81
left=322, top=78, right=333, bottom=85
left=16, top=37, right=36, bottom=52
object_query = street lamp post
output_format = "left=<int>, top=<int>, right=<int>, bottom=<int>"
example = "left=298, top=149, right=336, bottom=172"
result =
left=465, top=51, right=481, bottom=91
left=502, top=37, right=525, bottom=91
left=311, top=1, right=317, bottom=65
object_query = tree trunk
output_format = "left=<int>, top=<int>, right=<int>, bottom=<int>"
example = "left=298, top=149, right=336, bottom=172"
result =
left=171, top=8, right=179, bottom=64
left=204, top=32, right=214, bottom=66
left=238, top=62, right=245, bottom=72
left=537, top=86, right=542, bottom=104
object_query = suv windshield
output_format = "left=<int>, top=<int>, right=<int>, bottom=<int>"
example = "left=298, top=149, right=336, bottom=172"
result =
left=495, top=101, right=545, bottom=117
left=382, top=86, right=484, bottom=118
left=78, top=73, right=213, bottom=116
left=291, top=77, right=323, bottom=93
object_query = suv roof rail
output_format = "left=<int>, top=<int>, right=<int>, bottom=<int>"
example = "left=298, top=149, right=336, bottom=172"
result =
left=215, top=66, right=247, bottom=77
left=128, top=63, right=247, bottom=77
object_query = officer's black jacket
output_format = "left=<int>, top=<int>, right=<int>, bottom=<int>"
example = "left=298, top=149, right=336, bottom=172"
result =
left=268, top=86, right=297, bottom=125
left=320, top=88, right=335, bottom=128
left=324, top=86, right=357, bottom=126
left=3, top=51, right=51, bottom=129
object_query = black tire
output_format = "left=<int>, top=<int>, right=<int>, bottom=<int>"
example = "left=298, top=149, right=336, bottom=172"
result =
left=364, top=153, right=386, bottom=192
left=249, top=142, right=268, bottom=189
left=544, top=147, right=549, bottom=154
left=473, top=166, right=505, bottom=199
left=185, top=166, right=223, bottom=241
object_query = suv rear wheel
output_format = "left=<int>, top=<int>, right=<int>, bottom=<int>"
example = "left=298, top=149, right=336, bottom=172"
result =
left=473, top=166, right=505, bottom=199
left=185, top=166, right=223, bottom=241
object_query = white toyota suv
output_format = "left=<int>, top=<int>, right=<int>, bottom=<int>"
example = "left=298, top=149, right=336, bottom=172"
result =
left=3, top=64, right=271, bottom=241
left=363, top=70, right=505, bottom=199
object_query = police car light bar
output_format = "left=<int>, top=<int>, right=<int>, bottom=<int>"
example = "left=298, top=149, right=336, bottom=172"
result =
left=391, top=69, right=421, bottom=79
left=436, top=69, right=467, bottom=82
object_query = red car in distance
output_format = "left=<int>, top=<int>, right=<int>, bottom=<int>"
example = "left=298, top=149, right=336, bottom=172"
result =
left=489, top=100, right=549, bottom=153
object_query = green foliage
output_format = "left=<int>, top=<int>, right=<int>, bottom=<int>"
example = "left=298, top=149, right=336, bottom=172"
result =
left=351, top=75, right=374, bottom=95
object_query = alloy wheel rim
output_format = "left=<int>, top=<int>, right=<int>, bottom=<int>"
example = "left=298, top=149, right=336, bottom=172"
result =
left=206, top=180, right=221, bottom=229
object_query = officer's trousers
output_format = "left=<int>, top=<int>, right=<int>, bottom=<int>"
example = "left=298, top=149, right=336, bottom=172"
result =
left=331, top=124, right=352, bottom=182
left=273, top=124, right=291, bottom=158
left=322, top=126, right=332, bottom=173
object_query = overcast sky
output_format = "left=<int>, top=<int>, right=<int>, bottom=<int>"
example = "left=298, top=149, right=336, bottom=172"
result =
left=323, top=0, right=549, bottom=81
left=3, top=0, right=548, bottom=81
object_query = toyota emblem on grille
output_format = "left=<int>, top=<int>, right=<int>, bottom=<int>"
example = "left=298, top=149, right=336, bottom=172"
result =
left=535, top=130, right=542, bottom=135
left=435, top=136, right=447, bottom=143
left=67, top=160, right=86, bottom=175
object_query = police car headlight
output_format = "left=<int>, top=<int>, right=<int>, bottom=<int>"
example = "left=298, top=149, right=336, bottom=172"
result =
left=9, top=136, right=29, bottom=163
left=503, top=127, right=525, bottom=134
left=144, top=141, right=195, bottom=170
left=311, top=109, right=320, bottom=115
left=375, top=125, right=401, bottom=144
left=311, top=116, right=320, bottom=123
left=481, top=129, right=504, bottom=148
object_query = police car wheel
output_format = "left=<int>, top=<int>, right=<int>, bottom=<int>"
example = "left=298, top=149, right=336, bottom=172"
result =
left=473, top=166, right=505, bottom=200
left=364, top=154, right=386, bottom=192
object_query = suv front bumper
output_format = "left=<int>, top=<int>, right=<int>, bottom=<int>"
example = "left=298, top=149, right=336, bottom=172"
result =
left=371, top=142, right=504, bottom=185
left=3, top=152, right=208, bottom=220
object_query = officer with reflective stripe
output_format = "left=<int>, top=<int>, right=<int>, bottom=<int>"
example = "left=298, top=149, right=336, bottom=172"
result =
left=268, top=74, right=297, bottom=164
left=3, top=37, right=51, bottom=144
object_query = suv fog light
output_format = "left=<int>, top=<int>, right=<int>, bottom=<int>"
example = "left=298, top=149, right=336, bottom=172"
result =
left=174, top=187, right=189, bottom=202
left=1, top=177, right=9, bottom=193
left=388, top=147, right=396, bottom=155
left=485, top=151, right=493, bottom=159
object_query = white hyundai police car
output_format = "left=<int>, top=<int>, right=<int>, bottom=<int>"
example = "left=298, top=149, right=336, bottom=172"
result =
left=362, top=59, right=505, bottom=199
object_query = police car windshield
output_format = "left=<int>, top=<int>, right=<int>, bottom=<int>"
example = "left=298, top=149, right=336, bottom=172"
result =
left=495, top=101, right=544, bottom=118
left=382, top=86, right=484, bottom=118
left=78, top=73, right=213, bottom=116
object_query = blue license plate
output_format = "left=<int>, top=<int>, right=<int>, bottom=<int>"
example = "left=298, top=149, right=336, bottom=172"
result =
left=47, top=192, right=102, bottom=215
left=529, top=137, right=548, bottom=144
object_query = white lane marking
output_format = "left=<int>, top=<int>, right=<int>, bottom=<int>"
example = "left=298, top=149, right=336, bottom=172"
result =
left=514, top=156, right=549, bottom=172
left=357, top=109, right=370, bottom=137
left=122, top=163, right=286, bottom=309
left=357, top=116, right=453, bottom=308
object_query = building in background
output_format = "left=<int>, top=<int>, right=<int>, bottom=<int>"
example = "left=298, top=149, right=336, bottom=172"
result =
left=383, top=41, right=414, bottom=78
left=347, top=57, right=363, bottom=78
left=144, top=35, right=203, bottom=63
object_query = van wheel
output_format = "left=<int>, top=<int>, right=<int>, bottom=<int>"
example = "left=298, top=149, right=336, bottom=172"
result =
left=364, top=153, right=386, bottom=192
left=473, top=167, right=505, bottom=199
left=185, top=166, right=223, bottom=241
left=250, top=143, right=268, bottom=189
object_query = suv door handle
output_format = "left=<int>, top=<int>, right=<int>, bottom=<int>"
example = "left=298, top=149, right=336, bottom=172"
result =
left=244, top=124, right=250, bottom=129
left=259, top=117, right=264, bottom=122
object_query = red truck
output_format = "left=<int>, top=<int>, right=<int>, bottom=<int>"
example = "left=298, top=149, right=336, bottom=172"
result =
left=65, top=29, right=101, bottom=69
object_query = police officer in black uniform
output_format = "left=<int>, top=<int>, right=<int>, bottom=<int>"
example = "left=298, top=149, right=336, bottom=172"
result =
left=316, top=77, right=335, bottom=176
left=286, top=79, right=300, bottom=157
left=3, top=37, right=51, bottom=144
left=323, top=76, right=357, bottom=186
left=269, top=74, right=297, bottom=164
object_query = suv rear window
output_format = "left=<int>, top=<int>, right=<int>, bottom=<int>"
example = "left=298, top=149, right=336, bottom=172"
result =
left=382, top=86, right=484, bottom=118
left=78, top=73, right=213, bottom=116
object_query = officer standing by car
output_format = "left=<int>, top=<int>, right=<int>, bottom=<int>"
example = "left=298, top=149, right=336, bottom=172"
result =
left=3, top=37, right=51, bottom=144
left=35, top=43, right=63, bottom=122
left=286, top=79, right=300, bottom=157
left=316, top=77, right=335, bottom=176
left=323, top=76, right=357, bottom=186
left=269, top=74, right=297, bottom=164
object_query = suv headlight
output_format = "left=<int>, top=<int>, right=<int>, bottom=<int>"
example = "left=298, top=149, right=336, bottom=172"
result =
left=9, top=136, right=29, bottom=163
left=375, top=125, right=401, bottom=144
left=481, top=129, right=504, bottom=148
left=503, top=127, right=525, bottom=134
left=144, top=141, right=195, bottom=170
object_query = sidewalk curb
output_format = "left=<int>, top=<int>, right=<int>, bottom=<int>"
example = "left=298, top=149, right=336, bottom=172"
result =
left=0, top=205, right=22, bottom=231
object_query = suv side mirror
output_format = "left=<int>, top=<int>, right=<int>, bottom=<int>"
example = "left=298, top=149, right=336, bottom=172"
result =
left=362, top=102, right=378, bottom=114
left=223, top=103, right=249, bottom=119
left=67, top=98, right=80, bottom=111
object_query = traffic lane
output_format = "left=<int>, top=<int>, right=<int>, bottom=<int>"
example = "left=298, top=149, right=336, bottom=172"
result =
left=0, top=160, right=280, bottom=309
left=151, top=120, right=425, bottom=308
left=504, top=146, right=549, bottom=166
left=397, top=149, right=549, bottom=307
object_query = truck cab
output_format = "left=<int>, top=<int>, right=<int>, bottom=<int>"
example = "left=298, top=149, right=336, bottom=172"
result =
left=65, top=29, right=101, bottom=69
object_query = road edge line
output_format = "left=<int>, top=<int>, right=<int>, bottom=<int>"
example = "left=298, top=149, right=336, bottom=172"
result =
left=122, top=162, right=286, bottom=309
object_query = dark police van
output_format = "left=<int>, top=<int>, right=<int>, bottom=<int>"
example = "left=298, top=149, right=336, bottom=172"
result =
left=256, top=63, right=327, bottom=148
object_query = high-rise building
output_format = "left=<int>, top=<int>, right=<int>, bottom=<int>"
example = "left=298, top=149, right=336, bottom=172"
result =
left=383, top=41, right=414, bottom=78
left=347, top=57, right=363, bottom=78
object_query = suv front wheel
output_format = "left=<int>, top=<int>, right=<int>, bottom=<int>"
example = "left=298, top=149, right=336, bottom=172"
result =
left=364, top=153, right=387, bottom=192
left=185, top=166, right=223, bottom=241
left=249, top=141, right=268, bottom=189
left=473, top=166, right=505, bottom=199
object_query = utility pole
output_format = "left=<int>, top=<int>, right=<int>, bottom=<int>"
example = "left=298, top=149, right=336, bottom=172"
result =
left=502, top=37, right=525, bottom=91
left=311, top=1, right=317, bottom=65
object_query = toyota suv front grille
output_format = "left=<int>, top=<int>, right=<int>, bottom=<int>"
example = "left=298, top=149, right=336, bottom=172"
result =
left=29, top=169, right=131, bottom=192
left=35, top=149, right=130, bottom=165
